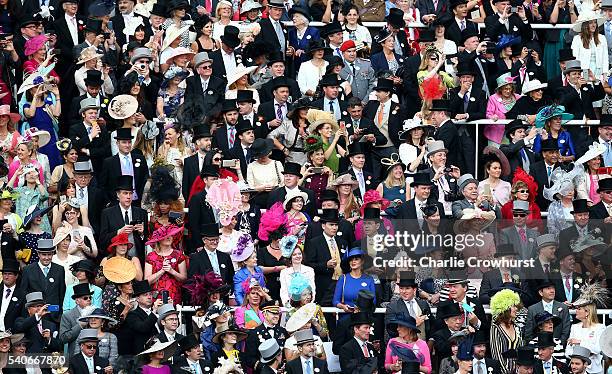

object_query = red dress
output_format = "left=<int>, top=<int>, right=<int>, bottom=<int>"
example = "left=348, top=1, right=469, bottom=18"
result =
left=145, top=249, right=186, bottom=305
left=148, top=220, right=184, bottom=251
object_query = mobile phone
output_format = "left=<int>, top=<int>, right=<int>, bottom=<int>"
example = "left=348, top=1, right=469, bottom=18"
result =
left=483, top=184, right=492, bottom=197
left=60, top=195, right=66, bottom=203
left=311, top=167, right=324, bottom=174
left=103, top=32, right=110, bottom=40
left=162, top=290, right=169, bottom=304
left=50, top=48, right=61, bottom=55
left=107, top=20, right=113, bottom=30
left=222, top=159, right=237, bottom=168
left=169, top=211, right=182, bottom=221
left=47, top=305, right=60, bottom=312
left=582, top=69, right=590, bottom=80
left=130, top=219, right=143, bottom=225
left=511, top=6, right=518, bottom=12
left=340, top=121, right=346, bottom=130
left=72, top=229, right=81, bottom=241
left=43, top=83, right=53, bottom=91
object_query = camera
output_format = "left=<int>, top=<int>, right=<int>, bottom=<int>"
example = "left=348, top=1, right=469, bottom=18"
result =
left=443, top=167, right=453, bottom=174
left=103, top=32, right=111, bottom=40
left=137, top=63, right=147, bottom=70
left=50, top=48, right=61, bottom=55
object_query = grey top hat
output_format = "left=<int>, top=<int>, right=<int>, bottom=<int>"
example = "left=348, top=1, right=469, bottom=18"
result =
left=158, top=304, right=179, bottom=323
left=569, top=345, right=592, bottom=365
left=563, top=60, right=582, bottom=75
left=512, top=200, right=529, bottom=212
left=259, top=338, right=281, bottom=363
left=79, top=98, right=100, bottom=115
left=194, top=52, right=213, bottom=68
left=25, top=291, right=44, bottom=307
left=78, top=328, right=100, bottom=343
left=73, top=161, right=93, bottom=174
left=293, top=330, right=315, bottom=345
left=536, top=233, right=557, bottom=250
left=457, top=174, right=477, bottom=191
left=602, top=0, right=612, bottom=8
left=426, top=140, right=448, bottom=158
left=130, top=48, right=153, bottom=64
left=37, top=238, right=55, bottom=252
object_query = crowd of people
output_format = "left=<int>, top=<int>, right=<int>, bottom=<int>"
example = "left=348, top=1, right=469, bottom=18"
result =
left=0, top=0, right=609, bottom=372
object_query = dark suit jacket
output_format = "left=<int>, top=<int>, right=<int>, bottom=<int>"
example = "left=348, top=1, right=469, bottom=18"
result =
left=172, top=357, right=214, bottom=374
left=14, top=315, right=62, bottom=353
left=399, top=54, right=422, bottom=117
left=99, top=151, right=149, bottom=204
left=68, top=121, right=111, bottom=173
left=448, top=87, right=487, bottom=121
left=339, top=338, right=375, bottom=373
left=534, top=359, right=570, bottom=374
left=479, top=269, right=523, bottom=304
left=255, top=18, right=287, bottom=54
left=187, top=249, right=235, bottom=285
left=123, top=307, right=159, bottom=355
left=186, top=189, right=217, bottom=250
left=362, top=100, right=403, bottom=148
left=547, top=73, right=565, bottom=100
left=68, top=353, right=109, bottom=374
left=445, top=19, right=479, bottom=45
left=552, top=271, right=583, bottom=303
left=213, top=124, right=234, bottom=155
left=590, top=201, right=610, bottom=219
left=82, top=185, right=106, bottom=236
left=227, top=143, right=250, bottom=179
left=266, top=186, right=316, bottom=218
left=529, top=161, right=559, bottom=211
left=182, top=153, right=203, bottom=199
left=305, top=218, right=356, bottom=246
left=0, top=284, right=25, bottom=331
left=417, top=0, right=449, bottom=20
left=484, top=13, right=533, bottom=42
left=99, top=205, right=148, bottom=265
left=346, top=168, right=376, bottom=201
left=285, top=356, right=329, bottom=374
left=51, top=14, right=85, bottom=67
left=311, top=97, right=349, bottom=118
left=557, top=83, right=606, bottom=121
left=20, top=263, right=65, bottom=309
left=258, top=76, right=301, bottom=104
left=524, top=300, right=572, bottom=345
left=184, top=75, right=226, bottom=116
left=434, top=119, right=465, bottom=172
left=384, top=297, right=432, bottom=339
left=244, top=323, right=288, bottom=369
left=500, top=139, right=538, bottom=182
left=303, top=235, right=349, bottom=304
left=209, top=49, right=241, bottom=81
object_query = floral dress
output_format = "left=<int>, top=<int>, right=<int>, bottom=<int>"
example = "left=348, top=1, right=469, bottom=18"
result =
left=145, top=249, right=186, bottom=305
left=158, top=87, right=185, bottom=118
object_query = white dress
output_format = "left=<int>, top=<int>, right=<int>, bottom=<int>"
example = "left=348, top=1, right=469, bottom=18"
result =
left=52, top=253, right=81, bottom=288
left=279, top=265, right=316, bottom=307
left=297, top=60, right=328, bottom=95
left=565, top=322, right=606, bottom=374
left=342, top=24, right=372, bottom=47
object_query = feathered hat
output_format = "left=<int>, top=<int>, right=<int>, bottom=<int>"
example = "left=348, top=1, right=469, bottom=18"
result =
left=512, top=167, right=538, bottom=203
left=147, top=164, right=180, bottom=204
left=303, top=135, right=324, bottom=154
left=206, top=178, right=242, bottom=226
left=258, top=202, right=288, bottom=241
left=231, top=232, right=256, bottom=263
left=280, top=235, right=299, bottom=258
left=183, top=271, right=231, bottom=307
left=288, top=273, right=312, bottom=301
left=544, top=163, right=585, bottom=202
left=572, top=283, right=609, bottom=308
left=490, top=289, right=521, bottom=321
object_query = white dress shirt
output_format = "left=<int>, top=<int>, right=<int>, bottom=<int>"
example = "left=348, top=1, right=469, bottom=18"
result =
left=65, top=14, right=79, bottom=45
left=0, top=284, right=15, bottom=330
left=221, top=49, right=237, bottom=78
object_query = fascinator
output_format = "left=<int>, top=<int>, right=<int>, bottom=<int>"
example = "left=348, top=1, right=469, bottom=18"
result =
left=280, top=235, right=299, bottom=258
left=543, top=163, right=585, bottom=202
left=288, top=273, right=312, bottom=301
left=572, top=282, right=609, bottom=308
left=183, top=271, right=231, bottom=307
left=490, top=289, right=521, bottom=321
left=512, top=167, right=538, bottom=203
left=231, top=232, right=255, bottom=263
left=535, top=104, right=574, bottom=129
left=381, top=153, right=405, bottom=173
left=147, top=164, right=180, bottom=204
left=258, top=202, right=288, bottom=241
left=56, top=138, right=72, bottom=152
left=0, top=186, right=18, bottom=200
left=303, top=135, right=324, bottom=154
left=206, top=178, right=242, bottom=226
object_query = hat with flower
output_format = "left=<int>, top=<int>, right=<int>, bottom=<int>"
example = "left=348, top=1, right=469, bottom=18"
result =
left=280, top=235, right=299, bottom=258
left=535, top=104, right=574, bottom=129
left=231, top=232, right=256, bottom=263
left=0, top=186, right=18, bottom=200
left=183, top=271, right=231, bottom=307
left=241, top=276, right=262, bottom=296
left=206, top=178, right=242, bottom=226
left=303, top=135, right=324, bottom=154
left=360, top=190, right=390, bottom=216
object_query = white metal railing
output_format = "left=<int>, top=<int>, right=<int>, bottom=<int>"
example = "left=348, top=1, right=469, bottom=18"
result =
left=273, top=21, right=575, bottom=29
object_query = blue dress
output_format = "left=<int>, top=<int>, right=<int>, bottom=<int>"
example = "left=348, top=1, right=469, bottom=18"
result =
left=233, top=266, right=266, bottom=305
left=22, top=102, right=61, bottom=170
left=332, top=273, right=377, bottom=309
left=383, top=184, right=407, bottom=218
left=288, top=26, right=320, bottom=73
left=533, top=131, right=575, bottom=157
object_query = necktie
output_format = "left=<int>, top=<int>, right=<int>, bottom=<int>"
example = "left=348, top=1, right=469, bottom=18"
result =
left=433, top=0, right=438, bottom=9
left=335, top=47, right=341, bottom=57
left=518, top=227, right=527, bottom=242
left=477, top=361, right=484, bottom=374
left=192, top=363, right=201, bottom=374
left=547, top=166, right=552, bottom=178
left=329, top=100, right=335, bottom=114
left=87, top=125, right=92, bottom=134
left=408, top=300, right=416, bottom=317
left=544, top=362, right=551, bottom=374
left=305, top=360, right=312, bottom=374
left=5, top=288, right=10, bottom=299
left=377, top=103, right=384, bottom=126
left=274, top=21, right=285, bottom=53
left=124, top=211, right=130, bottom=225
left=565, top=275, right=571, bottom=292
left=229, top=126, right=236, bottom=148
left=246, top=147, right=252, bottom=164
left=209, top=251, right=221, bottom=274
left=276, top=103, right=283, bottom=120
left=503, top=272, right=510, bottom=282
left=79, top=187, right=85, bottom=200
left=544, top=264, right=550, bottom=275
left=43, top=266, right=49, bottom=277
left=544, top=303, right=552, bottom=313
left=357, top=172, right=365, bottom=193
left=474, top=59, right=490, bottom=97
left=463, top=92, right=469, bottom=112
left=362, top=343, right=370, bottom=357
left=351, top=62, right=356, bottom=77
left=460, top=19, right=466, bottom=30
left=520, top=148, right=528, bottom=162
left=86, top=357, right=94, bottom=373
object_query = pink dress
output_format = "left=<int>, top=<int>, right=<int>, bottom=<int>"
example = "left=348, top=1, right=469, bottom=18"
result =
left=145, top=249, right=186, bottom=305
left=384, top=338, right=431, bottom=374
left=8, top=159, right=45, bottom=187
left=234, top=304, right=264, bottom=330
left=485, top=93, right=521, bottom=144
left=23, top=59, right=60, bottom=82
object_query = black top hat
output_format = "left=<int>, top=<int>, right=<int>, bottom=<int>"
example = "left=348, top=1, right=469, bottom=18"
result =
left=349, top=311, right=372, bottom=327
left=236, top=90, right=256, bottom=104
left=114, top=128, right=134, bottom=140
left=84, top=18, right=103, bottom=34
left=132, top=280, right=152, bottom=296
left=320, top=190, right=340, bottom=204
left=472, top=329, right=488, bottom=345
left=436, top=301, right=463, bottom=319
left=84, top=70, right=104, bottom=87
left=536, top=279, right=555, bottom=291
left=386, top=8, right=406, bottom=28
left=450, top=0, right=468, bottom=8
left=0, top=258, right=20, bottom=273
left=167, top=0, right=190, bottom=12
left=505, top=119, right=529, bottom=138
left=319, top=73, right=342, bottom=87
left=418, top=29, right=436, bottom=43
left=200, top=223, right=220, bottom=238
left=71, top=283, right=95, bottom=299
left=600, top=113, right=612, bottom=126
left=115, top=175, right=134, bottom=191
left=324, top=55, right=345, bottom=71
left=235, top=118, right=254, bottom=136
left=456, top=62, right=476, bottom=76
left=201, top=165, right=220, bottom=178
left=494, top=243, right=517, bottom=258
left=192, top=125, right=212, bottom=141
left=514, top=347, right=536, bottom=366
left=430, top=99, right=450, bottom=112
left=20, top=16, right=41, bottom=28
left=288, top=5, right=312, bottom=21
left=250, top=138, right=274, bottom=159
left=282, top=162, right=302, bottom=177
left=460, top=28, right=479, bottom=43
left=319, top=208, right=340, bottom=223
left=271, top=76, right=291, bottom=90
left=221, top=25, right=240, bottom=48
left=558, top=48, right=575, bottom=62
left=410, top=172, right=433, bottom=187
left=597, top=178, right=612, bottom=193
left=570, top=199, right=589, bottom=214
left=556, top=242, right=574, bottom=260
left=178, top=334, right=200, bottom=352
left=540, top=138, right=559, bottom=152
left=150, top=2, right=167, bottom=16
left=348, top=142, right=366, bottom=156
left=267, top=51, right=285, bottom=66
left=321, top=21, right=342, bottom=37
left=363, top=207, right=381, bottom=221
left=307, top=39, right=326, bottom=55
left=221, top=99, right=238, bottom=113
left=374, top=78, right=394, bottom=92
left=534, top=311, right=561, bottom=328
left=397, top=271, right=418, bottom=287
left=70, top=259, right=97, bottom=275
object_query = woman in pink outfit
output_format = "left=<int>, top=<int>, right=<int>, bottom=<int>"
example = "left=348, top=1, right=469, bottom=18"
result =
left=485, top=72, right=520, bottom=146
left=22, top=35, right=60, bottom=82
left=385, top=315, right=431, bottom=374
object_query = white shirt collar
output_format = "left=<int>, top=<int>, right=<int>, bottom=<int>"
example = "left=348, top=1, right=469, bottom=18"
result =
left=542, top=299, right=553, bottom=307
left=323, top=233, right=334, bottom=242
left=38, top=262, right=50, bottom=273
left=140, top=306, right=152, bottom=314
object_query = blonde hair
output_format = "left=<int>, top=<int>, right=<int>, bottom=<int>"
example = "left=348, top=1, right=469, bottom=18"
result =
left=215, top=0, right=233, bottom=18
left=384, top=165, right=406, bottom=189
left=582, top=303, right=600, bottom=326
left=134, top=131, right=155, bottom=159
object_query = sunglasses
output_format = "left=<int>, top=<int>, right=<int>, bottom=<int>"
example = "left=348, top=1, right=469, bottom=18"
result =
left=84, top=344, right=98, bottom=349
left=200, top=65, right=212, bottom=70
left=602, top=190, right=612, bottom=194
left=213, top=158, right=222, bottom=162
left=517, top=189, right=529, bottom=194
left=513, top=212, right=527, bottom=217
left=80, top=296, right=91, bottom=300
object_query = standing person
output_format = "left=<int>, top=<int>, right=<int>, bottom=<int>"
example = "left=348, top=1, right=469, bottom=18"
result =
left=384, top=271, right=431, bottom=340
left=243, top=300, right=288, bottom=369
left=384, top=314, right=432, bottom=373
left=144, top=225, right=187, bottom=305
left=59, top=282, right=94, bottom=356
left=258, top=338, right=283, bottom=374
left=72, top=161, right=106, bottom=236
left=339, top=312, right=376, bottom=373
left=339, top=40, right=375, bottom=104
left=0, top=105, right=22, bottom=165
left=490, top=289, right=523, bottom=374
left=430, top=99, right=467, bottom=174
left=188, top=223, right=235, bottom=286
left=184, top=52, right=226, bottom=116
left=524, top=279, right=572, bottom=345
left=333, top=248, right=376, bottom=313
left=182, top=125, right=213, bottom=200
left=0, top=259, right=25, bottom=331
left=285, top=330, right=330, bottom=374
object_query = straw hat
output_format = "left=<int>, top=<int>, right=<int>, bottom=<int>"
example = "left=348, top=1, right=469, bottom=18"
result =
left=285, top=303, right=317, bottom=332
left=108, top=95, right=139, bottom=120
left=162, top=25, right=191, bottom=51
left=306, top=109, right=338, bottom=134
left=572, top=10, right=605, bottom=32
left=212, top=323, right=248, bottom=344
left=77, top=46, right=104, bottom=65
left=226, top=64, right=258, bottom=87
left=453, top=208, right=496, bottom=234
left=23, top=127, right=50, bottom=147
left=103, top=256, right=137, bottom=284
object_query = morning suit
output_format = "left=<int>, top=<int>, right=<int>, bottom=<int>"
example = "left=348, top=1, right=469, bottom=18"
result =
left=529, top=161, right=561, bottom=211
left=0, top=284, right=25, bottom=331
left=499, top=225, right=539, bottom=261
left=303, top=234, right=349, bottom=305
left=304, top=219, right=356, bottom=247
left=362, top=99, right=404, bottom=148
left=346, top=167, right=377, bottom=202
left=186, top=189, right=217, bottom=251
left=339, top=338, right=376, bottom=373
left=59, top=306, right=84, bottom=356
left=589, top=200, right=611, bottom=219
left=285, top=356, right=329, bottom=374
left=479, top=268, right=523, bottom=305
left=524, top=299, right=572, bottom=345
left=68, top=121, right=111, bottom=173
left=182, top=152, right=205, bottom=200
left=384, top=297, right=432, bottom=339
left=227, top=143, right=251, bottom=180
left=75, top=184, right=106, bottom=236
left=500, top=140, right=538, bottom=181
left=122, top=306, right=159, bottom=355
left=184, top=74, right=226, bottom=116
left=552, top=271, right=584, bottom=304
left=187, top=249, right=235, bottom=285
left=445, top=18, right=479, bottom=46
left=533, top=358, right=570, bottom=374
left=209, top=48, right=241, bottom=81
left=20, top=263, right=66, bottom=313
left=399, top=54, right=422, bottom=117
left=339, top=58, right=376, bottom=103
left=258, top=76, right=301, bottom=104
left=99, top=151, right=149, bottom=205
left=68, top=353, right=110, bottom=374
left=50, top=13, right=85, bottom=74
left=484, top=13, right=533, bottom=42
left=99, top=204, right=149, bottom=266
left=256, top=17, right=288, bottom=54
left=14, top=314, right=62, bottom=353
left=448, top=87, right=487, bottom=121
left=244, top=323, right=289, bottom=369
left=172, top=357, right=214, bottom=374
left=433, top=119, right=465, bottom=173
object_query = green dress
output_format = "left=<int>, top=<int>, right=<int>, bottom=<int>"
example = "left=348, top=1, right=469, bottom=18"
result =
left=323, top=142, right=339, bottom=173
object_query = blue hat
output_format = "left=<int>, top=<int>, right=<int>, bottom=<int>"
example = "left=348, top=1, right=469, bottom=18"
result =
left=535, top=105, right=574, bottom=129
left=386, top=314, right=420, bottom=332
left=389, top=341, right=420, bottom=362
left=496, top=34, right=521, bottom=51
left=419, top=278, right=436, bottom=294
left=456, top=335, right=474, bottom=361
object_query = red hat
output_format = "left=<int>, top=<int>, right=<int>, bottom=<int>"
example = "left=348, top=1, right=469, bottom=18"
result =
left=107, top=233, right=133, bottom=253
left=145, top=224, right=184, bottom=246
left=340, top=40, right=356, bottom=52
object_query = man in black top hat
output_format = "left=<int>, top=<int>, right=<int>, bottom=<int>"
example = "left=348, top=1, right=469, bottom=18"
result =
left=342, top=98, right=385, bottom=168
left=472, top=329, right=502, bottom=373
left=396, top=173, right=444, bottom=230
left=182, top=125, right=213, bottom=199
left=258, top=52, right=301, bottom=103
left=187, top=166, right=221, bottom=251
left=339, top=312, right=377, bottom=373
left=172, top=335, right=214, bottom=374
left=68, top=68, right=112, bottom=125
left=99, top=128, right=149, bottom=204
left=346, top=142, right=377, bottom=201
left=237, top=89, right=257, bottom=127
left=312, top=74, right=349, bottom=121
left=479, top=244, right=524, bottom=304
left=305, top=198, right=356, bottom=245
left=457, top=29, right=495, bottom=97
left=255, top=0, right=287, bottom=55
left=530, top=138, right=563, bottom=211
left=267, top=162, right=316, bottom=217
left=559, top=198, right=606, bottom=246
left=331, top=290, right=375, bottom=355
left=59, top=283, right=93, bottom=356
left=552, top=244, right=584, bottom=304
left=210, top=25, right=241, bottom=81
left=430, top=99, right=467, bottom=174
left=449, top=62, right=487, bottom=122
left=227, top=118, right=255, bottom=179
left=588, top=178, right=612, bottom=219
left=445, top=0, right=479, bottom=45
left=500, top=119, right=539, bottom=181
left=0, top=259, right=25, bottom=331
left=321, top=20, right=344, bottom=58
left=547, top=49, right=576, bottom=99
left=214, top=99, right=240, bottom=154
left=304, top=209, right=349, bottom=305
left=534, top=332, right=570, bottom=374
left=385, top=272, right=431, bottom=340
left=257, top=76, right=292, bottom=140
left=188, top=223, right=235, bottom=285
left=72, top=19, right=105, bottom=58
left=122, top=280, right=164, bottom=355
left=111, top=0, right=153, bottom=47
left=430, top=302, right=466, bottom=359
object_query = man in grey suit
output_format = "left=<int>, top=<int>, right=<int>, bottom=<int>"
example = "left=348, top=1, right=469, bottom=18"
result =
left=523, top=280, right=572, bottom=346
left=500, top=200, right=539, bottom=260
left=59, top=283, right=93, bottom=356
left=339, top=40, right=376, bottom=104
left=451, top=174, right=500, bottom=219
left=384, top=271, right=431, bottom=340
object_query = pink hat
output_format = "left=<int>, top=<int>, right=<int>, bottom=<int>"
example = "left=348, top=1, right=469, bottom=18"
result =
left=145, top=224, right=184, bottom=245
left=24, top=35, right=48, bottom=57
left=0, top=105, right=21, bottom=124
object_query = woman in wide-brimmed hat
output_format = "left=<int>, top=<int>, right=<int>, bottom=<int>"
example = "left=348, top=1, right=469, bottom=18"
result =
left=23, top=34, right=60, bottom=82
left=156, top=66, right=188, bottom=120
left=74, top=46, right=113, bottom=96
left=101, top=257, right=139, bottom=325
left=333, top=247, right=376, bottom=313
left=506, top=79, right=551, bottom=123
left=283, top=303, right=327, bottom=361
left=533, top=104, right=575, bottom=162
left=478, top=146, right=512, bottom=208
left=210, top=323, right=248, bottom=369
left=64, top=259, right=102, bottom=310
left=144, top=224, right=187, bottom=305
left=268, top=97, right=313, bottom=166
left=284, top=189, right=310, bottom=236
left=307, top=108, right=345, bottom=174
left=0, top=330, right=25, bottom=369
left=453, top=207, right=496, bottom=276
left=76, top=308, right=119, bottom=365
left=137, top=338, right=178, bottom=371
left=246, top=138, right=284, bottom=206
left=385, top=313, right=431, bottom=374
left=485, top=72, right=521, bottom=146
left=398, top=117, right=429, bottom=173
left=224, top=64, right=260, bottom=108
left=98, top=232, right=142, bottom=286
left=574, top=142, right=608, bottom=205
left=332, top=173, right=361, bottom=222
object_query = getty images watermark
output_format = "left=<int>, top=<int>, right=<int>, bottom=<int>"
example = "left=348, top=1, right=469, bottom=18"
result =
left=369, top=232, right=536, bottom=269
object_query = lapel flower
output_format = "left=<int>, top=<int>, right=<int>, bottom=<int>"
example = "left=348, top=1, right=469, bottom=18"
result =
left=576, top=277, right=582, bottom=283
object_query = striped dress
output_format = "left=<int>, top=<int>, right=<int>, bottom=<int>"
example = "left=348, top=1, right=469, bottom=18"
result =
left=490, top=323, right=523, bottom=374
